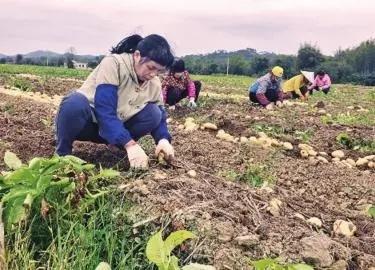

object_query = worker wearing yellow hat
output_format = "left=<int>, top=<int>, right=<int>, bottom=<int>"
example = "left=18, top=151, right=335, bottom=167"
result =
left=248, top=66, right=284, bottom=109
left=282, top=71, right=314, bottom=101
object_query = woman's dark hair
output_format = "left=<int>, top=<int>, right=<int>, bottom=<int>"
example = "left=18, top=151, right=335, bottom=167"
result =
left=317, top=70, right=326, bottom=76
left=111, top=34, right=174, bottom=67
left=170, top=59, right=185, bottom=73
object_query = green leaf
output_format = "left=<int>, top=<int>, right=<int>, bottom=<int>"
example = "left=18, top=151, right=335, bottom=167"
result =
left=90, top=169, right=120, bottom=181
left=252, top=258, right=278, bottom=270
left=63, top=155, right=86, bottom=165
left=1, top=186, right=36, bottom=202
left=28, top=157, right=42, bottom=170
left=4, top=196, right=27, bottom=228
left=36, top=175, right=53, bottom=192
left=368, top=206, right=375, bottom=218
left=290, top=264, right=314, bottom=270
left=164, top=230, right=196, bottom=255
left=4, top=167, right=36, bottom=186
left=63, top=182, right=76, bottom=193
left=82, top=164, right=96, bottom=171
left=168, top=256, right=180, bottom=270
left=146, top=230, right=166, bottom=266
left=4, top=151, right=23, bottom=170
left=23, top=193, right=34, bottom=208
left=50, top=178, right=70, bottom=187
left=41, top=162, right=64, bottom=175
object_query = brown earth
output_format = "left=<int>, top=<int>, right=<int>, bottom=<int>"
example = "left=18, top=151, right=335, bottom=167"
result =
left=0, top=77, right=374, bottom=269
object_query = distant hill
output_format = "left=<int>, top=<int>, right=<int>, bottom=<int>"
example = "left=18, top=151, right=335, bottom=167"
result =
left=0, top=50, right=100, bottom=63
left=23, top=50, right=62, bottom=59
left=182, top=48, right=275, bottom=64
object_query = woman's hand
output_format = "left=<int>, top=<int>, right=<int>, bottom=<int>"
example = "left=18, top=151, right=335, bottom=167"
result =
left=125, top=141, right=149, bottom=169
left=155, top=139, right=175, bottom=162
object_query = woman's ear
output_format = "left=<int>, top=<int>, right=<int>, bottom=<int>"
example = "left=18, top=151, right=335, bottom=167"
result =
left=133, top=50, right=141, bottom=63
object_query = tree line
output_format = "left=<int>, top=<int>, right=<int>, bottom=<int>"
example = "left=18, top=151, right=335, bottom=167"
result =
left=1, top=39, right=375, bottom=85
left=182, top=39, right=375, bottom=86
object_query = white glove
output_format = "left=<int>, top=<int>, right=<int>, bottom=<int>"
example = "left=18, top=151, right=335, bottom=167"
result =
left=187, top=97, right=197, bottom=109
left=125, top=143, right=149, bottom=169
left=276, top=100, right=283, bottom=107
left=265, top=103, right=274, bottom=110
left=155, top=139, right=175, bottom=162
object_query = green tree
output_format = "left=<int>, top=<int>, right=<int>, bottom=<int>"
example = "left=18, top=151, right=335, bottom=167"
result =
left=272, top=55, right=297, bottom=78
left=15, top=54, right=23, bottom=64
left=229, top=55, right=249, bottom=75
left=297, top=43, right=324, bottom=70
left=250, top=56, right=270, bottom=75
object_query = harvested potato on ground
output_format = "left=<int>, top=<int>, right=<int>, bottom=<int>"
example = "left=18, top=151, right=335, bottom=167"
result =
left=184, top=118, right=199, bottom=131
left=356, top=158, right=368, bottom=167
left=307, top=217, right=322, bottom=227
left=216, top=130, right=235, bottom=142
left=201, top=122, right=218, bottom=130
left=317, top=156, right=329, bottom=163
left=331, top=150, right=345, bottom=159
left=283, top=142, right=293, bottom=150
left=333, top=220, right=356, bottom=237
left=300, top=150, right=309, bottom=158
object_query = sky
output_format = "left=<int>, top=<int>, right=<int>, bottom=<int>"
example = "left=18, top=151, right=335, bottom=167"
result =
left=1, top=0, right=374, bottom=56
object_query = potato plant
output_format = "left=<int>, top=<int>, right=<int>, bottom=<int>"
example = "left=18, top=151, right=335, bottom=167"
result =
left=0, top=151, right=119, bottom=230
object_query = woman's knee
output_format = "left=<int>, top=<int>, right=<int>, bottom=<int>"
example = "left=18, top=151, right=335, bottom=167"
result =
left=145, top=103, right=162, bottom=126
left=57, top=92, right=91, bottom=119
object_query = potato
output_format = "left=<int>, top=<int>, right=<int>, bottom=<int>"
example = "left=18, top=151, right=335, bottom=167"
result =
left=364, top=155, right=375, bottom=161
left=216, top=130, right=235, bottom=142
left=308, top=150, right=318, bottom=156
left=333, top=220, right=356, bottom=237
left=201, top=122, right=218, bottom=130
left=240, top=137, right=249, bottom=143
left=307, top=217, right=322, bottom=227
left=317, top=156, right=329, bottom=164
left=298, top=143, right=314, bottom=151
left=331, top=150, right=345, bottom=159
left=187, top=170, right=197, bottom=178
left=249, top=136, right=259, bottom=145
left=345, top=158, right=356, bottom=166
left=356, top=158, right=369, bottom=167
left=283, top=142, right=293, bottom=150
left=300, top=150, right=309, bottom=158
left=184, top=118, right=199, bottom=131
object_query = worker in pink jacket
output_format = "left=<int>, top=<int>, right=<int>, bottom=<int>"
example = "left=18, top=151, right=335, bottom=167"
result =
left=162, top=59, right=201, bottom=110
left=308, top=70, right=332, bottom=94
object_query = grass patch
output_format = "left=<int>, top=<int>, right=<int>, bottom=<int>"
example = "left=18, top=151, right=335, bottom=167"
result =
left=1, top=154, right=154, bottom=269
left=220, top=164, right=274, bottom=188
left=9, top=76, right=34, bottom=91
left=0, top=64, right=90, bottom=79
left=252, top=124, right=313, bottom=143
left=321, top=110, right=375, bottom=126
left=6, top=194, right=154, bottom=270
left=336, top=132, right=375, bottom=153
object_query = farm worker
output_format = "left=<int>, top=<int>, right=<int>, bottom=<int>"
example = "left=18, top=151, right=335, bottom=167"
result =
left=161, top=59, right=201, bottom=110
left=248, top=66, right=284, bottom=109
left=55, top=34, right=175, bottom=169
left=282, top=71, right=314, bottom=101
left=308, top=70, right=332, bottom=94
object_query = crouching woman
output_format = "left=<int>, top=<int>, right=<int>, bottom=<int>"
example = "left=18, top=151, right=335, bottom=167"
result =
left=249, top=66, right=284, bottom=109
left=55, top=34, right=175, bottom=169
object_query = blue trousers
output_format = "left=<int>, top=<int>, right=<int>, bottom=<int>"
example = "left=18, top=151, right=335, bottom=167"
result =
left=55, top=92, right=163, bottom=155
